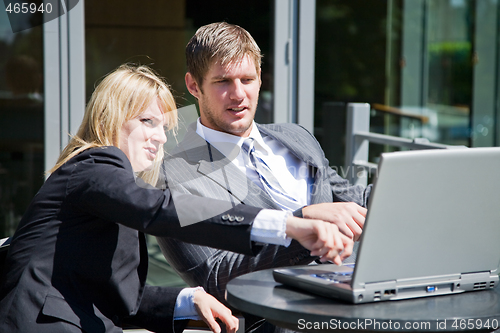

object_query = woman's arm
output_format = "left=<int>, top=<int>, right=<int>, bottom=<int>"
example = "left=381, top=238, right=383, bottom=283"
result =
left=65, top=146, right=260, bottom=255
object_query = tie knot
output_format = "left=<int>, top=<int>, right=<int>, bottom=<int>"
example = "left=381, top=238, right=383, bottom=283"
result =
left=241, top=137, right=255, bottom=154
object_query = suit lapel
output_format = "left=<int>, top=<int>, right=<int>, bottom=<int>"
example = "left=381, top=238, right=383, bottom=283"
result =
left=257, top=124, right=322, bottom=168
left=197, top=153, right=281, bottom=209
left=196, top=151, right=246, bottom=203
left=257, top=124, right=332, bottom=205
left=180, top=124, right=281, bottom=209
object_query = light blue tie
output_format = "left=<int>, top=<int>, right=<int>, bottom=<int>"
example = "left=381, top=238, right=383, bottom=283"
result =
left=241, top=138, right=301, bottom=211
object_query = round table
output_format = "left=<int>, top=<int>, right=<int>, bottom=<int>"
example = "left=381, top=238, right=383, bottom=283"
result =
left=226, top=268, right=500, bottom=332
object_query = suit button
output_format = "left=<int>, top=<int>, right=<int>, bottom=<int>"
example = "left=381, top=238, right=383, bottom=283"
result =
left=229, top=215, right=235, bottom=222
left=222, top=214, right=230, bottom=221
left=235, top=216, right=244, bottom=222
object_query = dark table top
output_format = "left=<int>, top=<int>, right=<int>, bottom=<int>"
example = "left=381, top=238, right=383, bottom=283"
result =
left=226, top=268, right=500, bottom=332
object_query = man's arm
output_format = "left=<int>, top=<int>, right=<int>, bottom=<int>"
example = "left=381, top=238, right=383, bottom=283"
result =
left=157, top=237, right=313, bottom=304
left=285, top=215, right=353, bottom=264
left=297, top=167, right=371, bottom=240
left=323, top=157, right=372, bottom=207
left=158, top=214, right=354, bottom=303
left=301, top=202, right=366, bottom=241
left=294, top=125, right=373, bottom=240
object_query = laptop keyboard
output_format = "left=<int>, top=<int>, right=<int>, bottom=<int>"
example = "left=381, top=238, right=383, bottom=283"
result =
left=312, top=270, right=353, bottom=284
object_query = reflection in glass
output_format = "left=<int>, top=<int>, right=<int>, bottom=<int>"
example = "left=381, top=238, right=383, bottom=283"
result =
left=316, top=0, right=500, bottom=171
left=425, top=0, right=472, bottom=146
left=0, top=5, right=44, bottom=238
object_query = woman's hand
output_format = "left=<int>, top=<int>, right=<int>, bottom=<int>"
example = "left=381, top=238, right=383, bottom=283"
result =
left=193, top=289, right=239, bottom=333
left=285, top=215, right=354, bottom=264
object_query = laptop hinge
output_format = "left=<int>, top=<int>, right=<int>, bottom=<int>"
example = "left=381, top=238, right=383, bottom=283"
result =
left=459, top=271, right=499, bottom=291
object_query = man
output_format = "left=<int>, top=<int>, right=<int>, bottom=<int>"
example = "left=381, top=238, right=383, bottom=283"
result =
left=158, top=22, right=372, bottom=332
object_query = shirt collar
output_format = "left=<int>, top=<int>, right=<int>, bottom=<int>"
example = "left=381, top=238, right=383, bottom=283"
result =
left=195, top=118, right=270, bottom=156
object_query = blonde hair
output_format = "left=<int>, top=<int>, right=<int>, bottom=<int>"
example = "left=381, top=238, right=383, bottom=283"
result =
left=49, top=64, right=177, bottom=186
left=186, top=22, right=262, bottom=88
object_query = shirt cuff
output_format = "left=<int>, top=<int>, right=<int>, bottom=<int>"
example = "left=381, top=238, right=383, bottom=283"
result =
left=173, top=287, right=204, bottom=321
left=250, top=210, right=292, bottom=247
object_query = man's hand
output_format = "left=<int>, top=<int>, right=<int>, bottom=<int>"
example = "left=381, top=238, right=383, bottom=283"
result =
left=193, top=289, right=239, bottom=333
left=302, top=202, right=367, bottom=241
left=285, top=215, right=354, bottom=264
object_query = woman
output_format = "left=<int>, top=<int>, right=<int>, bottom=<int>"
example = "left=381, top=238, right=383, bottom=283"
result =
left=0, top=65, right=348, bottom=333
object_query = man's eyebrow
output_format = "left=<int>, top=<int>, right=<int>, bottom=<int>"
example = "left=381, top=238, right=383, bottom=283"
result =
left=211, top=73, right=257, bottom=81
left=211, top=75, right=228, bottom=80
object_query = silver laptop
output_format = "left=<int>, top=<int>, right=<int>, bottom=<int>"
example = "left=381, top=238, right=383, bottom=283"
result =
left=273, top=147, right=500, bottom=303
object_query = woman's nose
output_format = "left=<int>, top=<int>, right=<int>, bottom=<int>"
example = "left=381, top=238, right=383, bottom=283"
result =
left=153, top=125, right=167, bottom=145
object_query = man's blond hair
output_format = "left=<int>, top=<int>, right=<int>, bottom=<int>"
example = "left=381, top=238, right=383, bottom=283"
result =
left=186, top=22, right=262, bottom=88
left=49, top=64, right=177, bottom=186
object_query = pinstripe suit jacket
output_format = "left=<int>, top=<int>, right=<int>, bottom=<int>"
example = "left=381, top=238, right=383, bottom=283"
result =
left=157, top=122, right=372, bottom=304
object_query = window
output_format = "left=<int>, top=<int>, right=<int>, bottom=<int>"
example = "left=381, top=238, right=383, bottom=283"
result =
left=0, top=5, right=44, bottom=238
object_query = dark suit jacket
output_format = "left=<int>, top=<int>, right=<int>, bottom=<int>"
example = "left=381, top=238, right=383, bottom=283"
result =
left=0, top=146, right=264, bottom=333
left=157, top=123, right=372, bottom=305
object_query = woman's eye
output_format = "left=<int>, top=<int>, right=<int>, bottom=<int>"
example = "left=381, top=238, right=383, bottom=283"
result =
left=141, top=118, right=153, bottom=125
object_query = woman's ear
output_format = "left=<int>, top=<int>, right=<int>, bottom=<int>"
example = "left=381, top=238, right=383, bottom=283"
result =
left=185, top=72, right=201, bottom=100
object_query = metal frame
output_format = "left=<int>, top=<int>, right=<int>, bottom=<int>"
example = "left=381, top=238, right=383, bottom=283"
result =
left=44, top=0, right=85, bottom=172
left=472, top=0, right=498, bottom=147
left=345, top=103, right=462, bottom=187
left=297, top=0, right=316, bottom=132
left=273, top=0, right=316, bottom=132
left=273, top=0, right=297, bottom=124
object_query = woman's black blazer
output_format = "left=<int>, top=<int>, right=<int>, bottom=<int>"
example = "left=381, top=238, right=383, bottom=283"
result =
left=0, top=146, right=262, bottom=333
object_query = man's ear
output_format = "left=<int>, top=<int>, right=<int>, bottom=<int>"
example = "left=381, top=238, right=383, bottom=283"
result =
left=185, top=72, right=201, bottom=100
